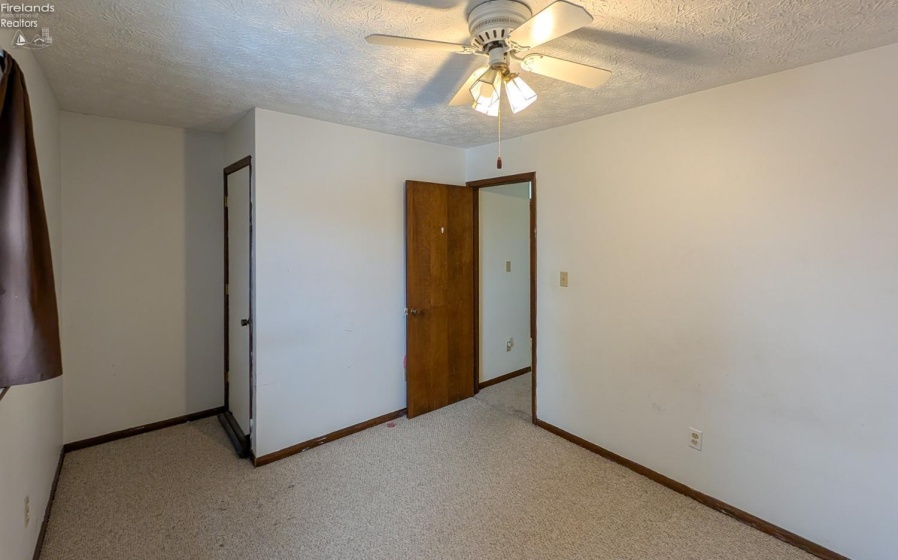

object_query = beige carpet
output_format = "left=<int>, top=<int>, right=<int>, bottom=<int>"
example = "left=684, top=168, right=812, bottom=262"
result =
left=42, top=374, right=812, bottom=560
left=475, top=373, right=533, bottom=421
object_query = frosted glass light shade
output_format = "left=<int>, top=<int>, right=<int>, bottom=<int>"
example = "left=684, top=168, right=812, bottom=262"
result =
left=505, top=76, right=537, bottom=113
left=471, top=68, right=502, bottom=116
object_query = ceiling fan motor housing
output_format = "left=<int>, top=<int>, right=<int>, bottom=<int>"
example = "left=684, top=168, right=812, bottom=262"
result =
left=468, top=0, right=532, bottom=53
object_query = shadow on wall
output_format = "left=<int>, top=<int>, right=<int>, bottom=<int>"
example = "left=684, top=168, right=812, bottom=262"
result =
left=184, top=131, right=225, bottom=412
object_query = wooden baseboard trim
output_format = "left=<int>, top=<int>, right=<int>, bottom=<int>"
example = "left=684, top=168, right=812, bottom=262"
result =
left=253, top=408, right=406, bottom=467
left=534, top=419, right=849, bottom=560
left=63, top=407, right=225, bottom=452
left=32, top=449, right=64, bottom=560
left=478, top=367, right=531, bottom=390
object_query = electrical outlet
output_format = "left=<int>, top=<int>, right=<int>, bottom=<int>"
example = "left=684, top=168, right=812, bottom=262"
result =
left=506, top=260, right=511, bottom=272
left=24, top=495, right=29, bottom=528
left=506, top=338, right=514, bottom=352
left=689, top=428, right=703, bottom=451
left=560, top=271, right=569, bottom=287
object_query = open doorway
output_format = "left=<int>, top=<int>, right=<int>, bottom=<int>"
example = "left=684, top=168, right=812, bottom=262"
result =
left=403, top=174, right=535, bottom=422
left=219, top=156, right=254, bottom=458
left=470, top=173, right=536, bottom=423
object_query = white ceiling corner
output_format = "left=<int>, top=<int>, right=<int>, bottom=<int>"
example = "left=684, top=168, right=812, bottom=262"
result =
left=32, top=0, right=898, bottom=147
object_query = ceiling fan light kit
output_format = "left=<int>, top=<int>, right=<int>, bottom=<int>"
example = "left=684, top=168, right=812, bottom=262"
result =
left=365, top=0, right=611, bottom=116
left=366, top=0, right=612, bottom=167
left=471, top=67, right=503, bottom=116
left=504, top=75, right=538, bottom=113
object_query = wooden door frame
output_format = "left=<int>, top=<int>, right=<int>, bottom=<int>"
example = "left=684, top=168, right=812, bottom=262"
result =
left=221, top=155, right=254, bottom=457
left=468, top=172, right=537, bottom=424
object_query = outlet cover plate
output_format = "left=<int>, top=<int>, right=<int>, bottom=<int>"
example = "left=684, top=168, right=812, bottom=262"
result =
left=689, top=428, right=703, bottom=451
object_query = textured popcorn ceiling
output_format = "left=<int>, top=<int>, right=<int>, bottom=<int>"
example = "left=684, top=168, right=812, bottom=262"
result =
left=32, top=0, right=898, bottom=147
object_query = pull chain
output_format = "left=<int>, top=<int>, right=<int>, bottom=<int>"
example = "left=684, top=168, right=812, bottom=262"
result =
left=497, top=100, right=503, bottom=169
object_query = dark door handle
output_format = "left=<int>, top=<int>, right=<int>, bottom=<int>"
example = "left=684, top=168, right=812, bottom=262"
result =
left=240, top=318, right=250, bottom=327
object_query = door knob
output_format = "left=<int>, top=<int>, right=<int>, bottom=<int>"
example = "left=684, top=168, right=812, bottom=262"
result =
left=240, top=318, right=250, bottom=327
left=409, top=308, right=419, bottom=316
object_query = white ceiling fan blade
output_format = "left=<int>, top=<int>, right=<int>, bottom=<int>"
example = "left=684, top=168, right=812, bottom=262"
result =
left=366, top=34, right=474, bottom=54
left=449, top=66, right=489, bottom=106
left=508, top=1, right=593, bottom=50
left=520, top=54, right=611, bottom=89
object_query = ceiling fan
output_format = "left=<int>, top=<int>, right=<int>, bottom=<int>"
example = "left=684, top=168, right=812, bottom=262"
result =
left=366, top=0, right=611, bottom=116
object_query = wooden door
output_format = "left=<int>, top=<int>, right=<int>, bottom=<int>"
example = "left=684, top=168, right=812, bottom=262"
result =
left=406, top=181, right=475, bottom=418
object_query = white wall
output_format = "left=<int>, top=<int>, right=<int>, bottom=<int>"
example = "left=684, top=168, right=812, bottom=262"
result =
left=60, top=113, right=224, bottom=443
left=225, top=109, right=255, bottom=168
left=252, top=108, right=465, bottom=456
left=479, top=183, right=531, bottom=382
left=466, top=43, right=898, bottom=560
left=0, top=39, right=64, bottom=560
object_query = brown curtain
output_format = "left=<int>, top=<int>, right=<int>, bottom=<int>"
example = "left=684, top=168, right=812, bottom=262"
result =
left=0, top=51, right=62, bottom=387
